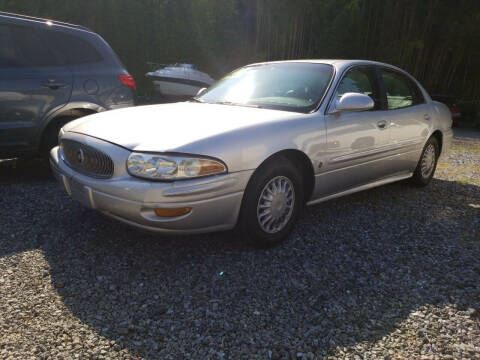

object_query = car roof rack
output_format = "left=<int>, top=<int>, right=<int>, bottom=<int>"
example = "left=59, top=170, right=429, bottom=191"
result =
left=0, top=11, right=92, bottom=32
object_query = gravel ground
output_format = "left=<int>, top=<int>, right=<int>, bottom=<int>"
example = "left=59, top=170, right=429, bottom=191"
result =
left=1, top=131, right=479, bottom=359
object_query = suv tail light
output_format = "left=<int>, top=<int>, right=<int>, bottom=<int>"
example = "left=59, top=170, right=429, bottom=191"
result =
left=118, top=74, right=136, bottom=90
left=449, top=105, right=460, bottom=114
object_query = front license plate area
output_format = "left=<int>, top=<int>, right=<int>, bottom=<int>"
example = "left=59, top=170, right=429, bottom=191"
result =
left=69, top=178, right=94, bottom=208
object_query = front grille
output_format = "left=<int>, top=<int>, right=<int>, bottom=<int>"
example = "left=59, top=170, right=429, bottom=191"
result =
left=60, top=139, right=114, bottom=179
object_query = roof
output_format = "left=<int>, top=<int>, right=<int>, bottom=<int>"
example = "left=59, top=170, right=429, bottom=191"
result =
left=248, top=59, right=391, bottom=68
left=0, top=11, right=92, bottom=32
left=245, top=59, right=416, bottom=81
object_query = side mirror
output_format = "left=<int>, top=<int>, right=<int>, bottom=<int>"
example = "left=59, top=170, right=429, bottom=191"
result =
left=330, top=92, right=374, bottom=114
left=196, top=87, right=207, bottom=97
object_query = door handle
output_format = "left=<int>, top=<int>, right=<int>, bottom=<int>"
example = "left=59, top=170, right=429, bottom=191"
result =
left=376, top=120, right=387, bottom=129
left=41, top=80, right=67, bottom=90
left=424, top=114, right=431, bottom=120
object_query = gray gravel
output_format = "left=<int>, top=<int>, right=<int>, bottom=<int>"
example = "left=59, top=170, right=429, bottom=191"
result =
left=1, top=132, right=479, bottom=359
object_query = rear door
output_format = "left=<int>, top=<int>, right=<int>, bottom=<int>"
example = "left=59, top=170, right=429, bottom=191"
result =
left=378, top=67, right=430, bottom=172
left=0, top=20, right=72, bottom=153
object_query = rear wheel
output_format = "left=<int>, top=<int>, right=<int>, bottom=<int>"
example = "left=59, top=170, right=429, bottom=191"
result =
left=238, top=157, right=304, bottom=247
left=411, top=136, right=439, bottom=187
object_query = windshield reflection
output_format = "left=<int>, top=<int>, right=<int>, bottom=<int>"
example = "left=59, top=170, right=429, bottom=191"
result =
left=198, top=63, right=334, bottom=113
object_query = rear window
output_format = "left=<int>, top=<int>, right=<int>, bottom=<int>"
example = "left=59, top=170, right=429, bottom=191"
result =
left=45, top=30, right=103, bottom=65
left=381, top=68, right=424, bottom=110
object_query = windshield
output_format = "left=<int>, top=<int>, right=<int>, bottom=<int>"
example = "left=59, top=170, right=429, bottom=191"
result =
left=197, top=63, right=334, bottom=113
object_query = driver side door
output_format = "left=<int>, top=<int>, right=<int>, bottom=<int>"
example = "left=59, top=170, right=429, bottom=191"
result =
left=314, top=65, right=392, bottom=198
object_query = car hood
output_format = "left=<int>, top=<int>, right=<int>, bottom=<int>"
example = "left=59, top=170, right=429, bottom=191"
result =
left=64, top=102, right=303, bottom=152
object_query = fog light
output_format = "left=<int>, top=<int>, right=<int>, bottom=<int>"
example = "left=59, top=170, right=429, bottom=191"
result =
left=154, top=207, right=192, bottom=217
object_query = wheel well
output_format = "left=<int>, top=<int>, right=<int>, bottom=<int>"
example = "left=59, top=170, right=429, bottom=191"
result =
left=431, top=130, right=443, bottom=154
left=260, top=149, right=315, bottom=203
left=55, top=108, right=97, bottom=119
left=39, top=108, right=97, bottom=150
left=47, top=108, right=97, bottom=128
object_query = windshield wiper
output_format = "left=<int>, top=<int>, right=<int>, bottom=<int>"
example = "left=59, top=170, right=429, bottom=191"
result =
left=213, top=101, right=261, bottom=108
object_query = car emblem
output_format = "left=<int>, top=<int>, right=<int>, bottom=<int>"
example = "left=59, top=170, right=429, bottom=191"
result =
left=77, top=148, right=85, bottom=164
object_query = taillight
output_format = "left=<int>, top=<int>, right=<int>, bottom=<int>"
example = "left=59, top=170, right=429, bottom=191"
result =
left=118, top=74, right=136, bottom=90
left=450, top=106, right=459, bottom=114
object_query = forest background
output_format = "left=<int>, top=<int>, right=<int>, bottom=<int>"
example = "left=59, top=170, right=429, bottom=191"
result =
left=1, top=0, right=479, bottom=121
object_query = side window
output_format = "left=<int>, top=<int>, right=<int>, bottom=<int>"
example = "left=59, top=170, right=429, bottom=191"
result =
left=409, top=78, right=425, bottom=105
left=0, top=23, right=19, bottom=68
left=381, top=69, right=421, bottom=110
left=10, top=24, right=58, bottom=67
left=336, top=67, right=380, bottom=110
left=0, top=23, right=56, bottom=68
left=45, top=30, right=102, bottom=65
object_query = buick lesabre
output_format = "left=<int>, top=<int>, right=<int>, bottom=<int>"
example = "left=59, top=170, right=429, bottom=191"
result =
left=50, top=60, right=453, bottom=246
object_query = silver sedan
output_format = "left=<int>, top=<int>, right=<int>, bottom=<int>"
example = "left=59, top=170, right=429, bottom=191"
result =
left=50, top=60, right=453, bottom=246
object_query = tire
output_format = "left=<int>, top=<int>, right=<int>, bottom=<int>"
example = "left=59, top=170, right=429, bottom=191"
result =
left=411, top=136, right=439, bottom=187
left=237, top=157, right=304, bottom=247
left=40, top=116, right=76, bottom=158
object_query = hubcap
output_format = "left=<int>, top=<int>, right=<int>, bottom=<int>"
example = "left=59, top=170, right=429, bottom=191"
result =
left=257, top=176, right=295, bottom=234
left=421, top=143, right=436, bottom=178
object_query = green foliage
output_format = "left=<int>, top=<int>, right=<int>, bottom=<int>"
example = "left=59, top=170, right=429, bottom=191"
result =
left=0, top=0, right=479, bottom=100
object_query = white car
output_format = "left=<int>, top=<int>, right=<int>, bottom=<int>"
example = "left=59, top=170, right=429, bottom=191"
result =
left=50, top=60, right=453, bottom=246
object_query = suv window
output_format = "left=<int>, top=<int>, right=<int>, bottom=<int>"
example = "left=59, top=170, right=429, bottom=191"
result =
left=381, top=69, right=423, bottom=109
left=0, top=23, right=17, bottom=67
left=45, top=30, right=102, bottom=65
left=336, top=66, right=381, bottom=110
left=0, top=23, right=56, bottom=68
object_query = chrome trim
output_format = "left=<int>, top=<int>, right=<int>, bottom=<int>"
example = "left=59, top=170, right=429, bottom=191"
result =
left=162, top=175, right=237, bottom=197
left=328, top=138, right=424, bottom=164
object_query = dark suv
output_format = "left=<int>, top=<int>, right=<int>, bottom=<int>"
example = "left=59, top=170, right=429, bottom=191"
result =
left=0, top=12, right=136, bottom=158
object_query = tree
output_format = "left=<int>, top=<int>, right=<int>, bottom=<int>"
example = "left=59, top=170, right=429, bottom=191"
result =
left=0, top=0, right=479, bottom=99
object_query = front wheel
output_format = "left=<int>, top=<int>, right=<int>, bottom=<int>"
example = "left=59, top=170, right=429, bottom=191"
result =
left=237, top=158, right=304, bottom=247
left=411, top=136, right=439, bottom=187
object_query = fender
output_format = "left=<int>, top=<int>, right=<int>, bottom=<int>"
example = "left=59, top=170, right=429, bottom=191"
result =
left=34, top=101, right=107, bottom=149
left=429, top=101, right=453, bottom=158
left=171, top=112, right=326, bottom=174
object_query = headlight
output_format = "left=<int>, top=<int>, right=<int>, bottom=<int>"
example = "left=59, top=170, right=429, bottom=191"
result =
left=126, top=153, right=227, bottom=180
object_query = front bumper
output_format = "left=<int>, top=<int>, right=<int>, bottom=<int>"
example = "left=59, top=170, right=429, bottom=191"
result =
left=49, top=135, right=253, bottom=235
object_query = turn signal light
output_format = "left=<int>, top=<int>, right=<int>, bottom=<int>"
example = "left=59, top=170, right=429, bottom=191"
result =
left=154, top=207, right=192, bottom=217
left=197, top=159, right=226, bottom=176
